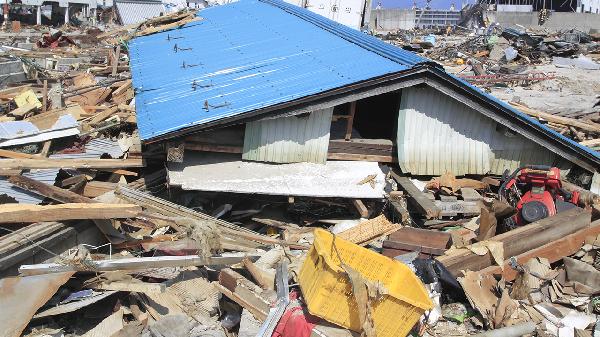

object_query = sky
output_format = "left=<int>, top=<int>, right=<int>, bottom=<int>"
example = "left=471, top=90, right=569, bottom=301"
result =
left=372, top=0, right=475, bottom=9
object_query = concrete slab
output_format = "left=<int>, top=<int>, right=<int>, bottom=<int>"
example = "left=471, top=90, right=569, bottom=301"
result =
left=168, top=153, right=387, bottom=198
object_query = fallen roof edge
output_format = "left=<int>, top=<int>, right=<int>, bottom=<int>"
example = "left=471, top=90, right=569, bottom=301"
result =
left=141, top=67, right=426, bottom=143
left=141, top=61, right=599, bottom=173
left=259, top=0, right=437, bottom=69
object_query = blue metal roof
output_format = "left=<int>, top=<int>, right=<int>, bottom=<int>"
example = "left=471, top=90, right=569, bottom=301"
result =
left=129, top=0, right=427, bottom=141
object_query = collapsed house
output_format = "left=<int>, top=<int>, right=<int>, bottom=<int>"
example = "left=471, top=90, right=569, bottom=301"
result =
left=129, top=0, right=600, bottom=198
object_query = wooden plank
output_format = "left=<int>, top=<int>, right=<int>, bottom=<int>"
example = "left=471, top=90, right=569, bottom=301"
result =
left=19, top=255, right=252, bottom=276
left=112, top=45, right=121, bottom=77
left=88, top=105, right=118, bottom=125
left=351, top=199, right=369, bottom=218
left=327, top=152, right=396, bottom=163
left=337, top=214, right=401, bottom=245
left=59, top=174, right=87, bottom=187
left=479, top=219, right=600, bottom=281
left=391, top=171, right=441, bottom=219
left=436, top=207, right=591, bottom=276
left=42, top=80, right=48, bottom=113
left=8, top=175, right=96, bottom=204
left=345, top=101, right=356, bottom=140
left=0, top=203, right=141, bottom=224
left=83, top=181, right=118, bottom=198
left=0, top=158, right=144, bottom=170
left=217, top=268, right=269, bottom=321
left=90, top=281, right=166, bottom=294
left=580, top=138, right=600, bottom=147
left=185, top=143, right=243, bottom=154
left=0, top=149, right=38, bottom=159
left=388, top=227, right=452, bottom=248
left=510, top=102, right=600, bottom=133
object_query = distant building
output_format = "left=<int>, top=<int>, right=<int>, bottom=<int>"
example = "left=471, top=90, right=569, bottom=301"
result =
left=578, top=0, right=600, bottom=13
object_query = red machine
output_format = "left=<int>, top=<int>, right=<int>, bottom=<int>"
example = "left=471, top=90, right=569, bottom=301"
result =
left=499, top=165, right=580, bottom=227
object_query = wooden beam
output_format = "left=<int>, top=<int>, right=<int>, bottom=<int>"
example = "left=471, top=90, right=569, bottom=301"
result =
left=479, top=219, right=600, bottom=281
left=327, top=152, right=396, bottom=163
left=436, top=207, right=591, bottom=276
left=0, top=158, right=144, bottom=170
left=351, top=199, right=369, bottom=218
left=89, top=281, right=166, bottom=294
left=0, top=149, right=38, bottom=159
left=391, top=171, right=441, bottom=219
left=19, top=255, right=253, bottom=276
left=112, top=45, right=121, bottom=77
left=510, top=102, right=600, bottom=134
left=185, top=143, right=243, bottom=154
left=217, top=268, right=269, bottom=321
left=8, top=175, right=96, bottom=204
left=580, top=138, right=600, bottom=147
left=0, top=203, right=142, bottom=224
left=345, top=101, right=356, bottom=141
left=83, top=181, right=118, bottom=198
left=42, top=80, right=48, bottom=113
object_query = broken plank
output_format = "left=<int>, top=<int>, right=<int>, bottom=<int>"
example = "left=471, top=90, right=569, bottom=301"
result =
left=436, top=207, right=591, bottom=276
left=89, top=281, right=166, bottom=294
left=217, top=268, right=269, bottom=321
left=480, top=219, right=600, bottom=281
left=0, top=158, right=144, bottom=170
left=0, top=203, right=141, bottom=224
left=0, top=149, right=38, bottom=159
left=391, top=171, right=441, bottom=219
left=19, top=255, right=254, bottom=276
left=327, top=152, right=396, bottom=163
left=83, top=181, right=119, bottom=198
left=351, top=199, right=369, bottom=218
left=511, top=102, right=600, bottom=133
left=8, top=175, right=96, bottom=204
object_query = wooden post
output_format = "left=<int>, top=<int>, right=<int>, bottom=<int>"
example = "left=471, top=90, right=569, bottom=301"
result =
left=42, top=80, right=48, bottom=113
left=345, top=101, right=356, bottom=141
left=112, top=45, right=121, bottom=77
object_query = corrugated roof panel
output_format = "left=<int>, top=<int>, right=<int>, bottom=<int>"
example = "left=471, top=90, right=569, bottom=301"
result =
left=243, top=107, right=332, bottom=163
left=397, top=86, right=564, bottom=176
left=115, top=0, right=165, bottom=25
left=0, top=169, right=59, bottom=204
left=129, top=0, right=411, bottom=141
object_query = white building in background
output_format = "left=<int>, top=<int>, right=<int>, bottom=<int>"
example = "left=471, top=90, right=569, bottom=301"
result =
left=578, top=0, right=600, bottom=13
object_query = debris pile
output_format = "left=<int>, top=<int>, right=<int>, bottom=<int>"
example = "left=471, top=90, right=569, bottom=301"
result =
left=0, top=3, right=599, bottom=337
left=380, top=26, right=600, bottom=149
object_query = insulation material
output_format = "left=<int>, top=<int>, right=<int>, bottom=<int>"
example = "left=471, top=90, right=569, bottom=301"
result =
left=168, top=153, right=386, bottom=198
left=243, top=108, right=333, bottom=164
left=397, top=86, right=565, bottom=176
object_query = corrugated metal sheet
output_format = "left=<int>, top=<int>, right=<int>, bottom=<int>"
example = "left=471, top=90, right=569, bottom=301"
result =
left=129, top=0, right=420, bottom=141
left=0, top=169, right=59, bottom=204
left=591, top=172, right=600, bottom=195
left=50, top=138, right=124, bottom=159
left=115, top=0, right=165, bottom=25
left=397, top=86, right=567, bottom=176
left=0, top=138, right=123, bottom=204
left=242, top=108, right=333, bottom=163
left=0, top=115, right=79, bottom=148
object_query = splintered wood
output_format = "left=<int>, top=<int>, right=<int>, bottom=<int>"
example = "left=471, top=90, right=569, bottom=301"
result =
left=336, top=215, right=401, bottom=246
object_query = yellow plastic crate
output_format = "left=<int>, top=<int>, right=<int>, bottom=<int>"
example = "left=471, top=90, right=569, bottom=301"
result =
left=299, top=228, right=433, bottom=337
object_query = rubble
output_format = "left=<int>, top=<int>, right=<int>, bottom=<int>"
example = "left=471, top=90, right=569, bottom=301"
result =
left=0, top=1, right=599, bottom=337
